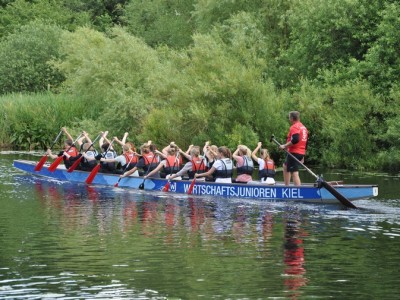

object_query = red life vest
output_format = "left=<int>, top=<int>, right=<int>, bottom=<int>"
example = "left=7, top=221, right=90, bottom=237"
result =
left=142, top=152, right=158, bottom=171
left=164, top=155, right=181, bottom=174
left=65, top=147, right=79, bottom=160
left=124, top=152, right=138, bottom=165
left=259, top=158, right=276, bottom=179
left=264, top=158, right=275, bottom=171
left=187, top=157, right=207, bottom=179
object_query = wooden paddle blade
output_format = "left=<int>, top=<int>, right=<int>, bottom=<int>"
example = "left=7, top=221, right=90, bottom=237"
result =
left=187, top=178, right=196, bottom=195
left=48, top=156, right=63, bottom=172
left=162, top=181, right=170, bottom=192
left=34, top=155, right=48, bottom=171
left=67, top=156, right=83, bottom=173
left=85, top=164, right=101, bottom=184
left=321, top=180, right=357, bottom=209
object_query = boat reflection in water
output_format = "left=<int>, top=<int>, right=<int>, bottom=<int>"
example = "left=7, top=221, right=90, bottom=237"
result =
left=283, top=208, right=308, bottom=299
left=30, top=177, right=311, bottom=296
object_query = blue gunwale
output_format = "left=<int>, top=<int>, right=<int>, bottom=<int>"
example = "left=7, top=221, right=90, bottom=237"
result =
left=13, top=159, right=378, bottom=204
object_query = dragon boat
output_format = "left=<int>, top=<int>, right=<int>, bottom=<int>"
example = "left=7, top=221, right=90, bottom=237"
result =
left=13, top=159, right=378, bottom=205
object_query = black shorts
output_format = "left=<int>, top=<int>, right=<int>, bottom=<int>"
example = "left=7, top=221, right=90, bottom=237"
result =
left=285, top=153, right=304, bottom=173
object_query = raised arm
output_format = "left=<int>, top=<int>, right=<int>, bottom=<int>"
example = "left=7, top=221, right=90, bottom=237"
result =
left=155, top=149, right=167, bottom=159
left=203, top=141, right=210, bottom=155
left=178, top=147, right=191, bottom=161
left=121, top=132, right=128, bottom=145
left=251, top=142, right=262, bottom=161
left=99, top=131, right=111, bottom=148
left=62, top=127, right=74, bottom=141
left=77, top=134, right=86, bottom=148
left=185, top=144, right=194, bottom=155
left=232, top=146, right=241, bottom=161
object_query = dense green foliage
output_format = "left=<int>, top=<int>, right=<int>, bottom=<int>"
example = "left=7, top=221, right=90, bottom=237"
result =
left=1, top=0, right=400, bottom=171
left=0, top=22, right=65, bottom=93
left=0, top=93, right=98, bottom=149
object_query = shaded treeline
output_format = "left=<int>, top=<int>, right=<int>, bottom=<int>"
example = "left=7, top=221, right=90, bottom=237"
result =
left=0, top=0, right=400, bottom=171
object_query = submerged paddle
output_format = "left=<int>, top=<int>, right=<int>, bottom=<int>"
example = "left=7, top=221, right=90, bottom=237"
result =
left=270, top=134, right=357, bottom=209
left=162, top=180, right=171, bottom=192
left=114, top=153, right=136, bottom=187
left=48, top=133, right=83, bottom=172
left=187, top=178, right=196, bottom=195
left=162, top=157, right=179, bottom=192
left=34, top=130, right=63, bottom=171
left=85, top=140, right=115, bottom=184
left=139, top=154, right=157, bottom=190
left=67, top=134, right=101, bottom=173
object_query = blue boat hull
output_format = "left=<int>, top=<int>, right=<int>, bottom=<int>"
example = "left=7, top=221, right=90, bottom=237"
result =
left=13, top=160, right=378, bottom=204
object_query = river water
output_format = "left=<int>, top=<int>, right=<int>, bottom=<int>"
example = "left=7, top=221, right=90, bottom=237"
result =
left=1, top=152, right=400, bottom=299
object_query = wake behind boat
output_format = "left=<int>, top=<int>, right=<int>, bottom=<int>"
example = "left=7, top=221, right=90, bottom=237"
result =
left=13, top=159, right=378, bottom=204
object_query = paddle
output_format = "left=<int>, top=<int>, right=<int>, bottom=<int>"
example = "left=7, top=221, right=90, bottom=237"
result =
left=187, top=178, right=196, bottom=195
left=162, top=180, right=171, bottom=192
left=114, top=152, right=136, bottom=187
left=48, top=133, right=83, bottom=172
left=162, top=156, right=179, bottom=192
left=139, top=154, right=157, bottom=190
left=270, top=134, right=357, bottom=209
left=67, top=134, right=101, bottom=173
left=34, top=130, right=63, bottom=171
left=85, top=140, right=115, bottom=184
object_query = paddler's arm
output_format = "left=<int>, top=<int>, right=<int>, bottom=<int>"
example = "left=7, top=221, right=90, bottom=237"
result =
left=195, top=166, right=216, bottom=178
left=144, top=161, right=165, bottom=178
left=120, top=166, right=138, bottom=178
left=251, top=142, right=262, bottom=161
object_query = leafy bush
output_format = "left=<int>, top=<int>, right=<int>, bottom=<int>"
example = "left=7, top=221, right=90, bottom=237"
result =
left=0, top=22, right=65, bottom=94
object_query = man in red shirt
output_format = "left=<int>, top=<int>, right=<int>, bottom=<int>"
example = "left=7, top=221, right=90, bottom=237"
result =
left=279, top=111, right=308, bottom=186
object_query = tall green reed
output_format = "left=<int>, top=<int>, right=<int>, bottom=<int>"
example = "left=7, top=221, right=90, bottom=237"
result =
left=0, top=92, right=95, bottom=150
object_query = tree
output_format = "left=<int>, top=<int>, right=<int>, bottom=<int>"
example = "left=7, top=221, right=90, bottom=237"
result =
left=0, top=0, right=90, bottom=38
left=0, top=21, right=65, bottom=94
left=280, top=0, right=385, bottom=85
left=124, top=0, right=195, bottom=48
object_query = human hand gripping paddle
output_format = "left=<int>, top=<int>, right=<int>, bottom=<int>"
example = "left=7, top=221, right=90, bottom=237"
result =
left=114, top=152, right=136, bottom=187
left=67, top=133, right=101, bottom=173
left=48, top=133, right=83, bottom=172
left=34, top=130, right=63, bottom=171
left=139, top=153, right=157, bottom=190
left=85, top=139, right=115, bottom=184
left=270, top=134, right=357, bottom=209
left=162, top=146, right=179, bottom=192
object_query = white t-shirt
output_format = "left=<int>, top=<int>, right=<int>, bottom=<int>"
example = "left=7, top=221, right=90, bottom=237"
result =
left=212, top=158, right=233, bottom=183
left=212, top=158, right=233, bottom=171
left=257, top=158, right=265, bottom=170
left=114, top=155, right=127, bottom=166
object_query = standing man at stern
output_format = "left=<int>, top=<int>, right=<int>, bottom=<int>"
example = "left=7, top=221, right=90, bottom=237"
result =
left=279, top=111, right=308, bottom=186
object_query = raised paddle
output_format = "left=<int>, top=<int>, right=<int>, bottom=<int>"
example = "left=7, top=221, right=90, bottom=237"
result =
left=48, top=133, right=83, bottom=172
left=67, top=134, right=101, bottom=173
left=34, top=130, right=63, bottom=171
left=270, top=134, right=357, bottom=209
left=85, top=140, right=115, bottom=184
